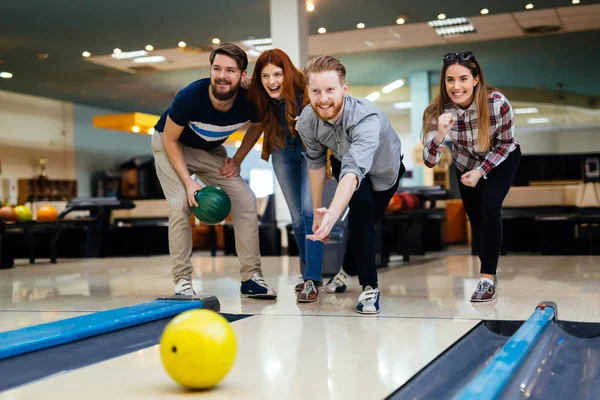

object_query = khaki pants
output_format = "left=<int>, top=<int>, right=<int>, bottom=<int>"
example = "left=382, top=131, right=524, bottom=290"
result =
left=152, top=131, right=262, bottom=283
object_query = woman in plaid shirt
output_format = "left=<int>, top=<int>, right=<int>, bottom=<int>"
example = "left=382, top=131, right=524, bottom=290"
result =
left=421, top=52, right=521, bottom=303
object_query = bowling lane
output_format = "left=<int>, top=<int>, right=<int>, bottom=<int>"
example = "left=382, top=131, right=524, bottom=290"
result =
left=0, top=314, right=478, bottom=400
left=0, top=311, right=91, bottom=333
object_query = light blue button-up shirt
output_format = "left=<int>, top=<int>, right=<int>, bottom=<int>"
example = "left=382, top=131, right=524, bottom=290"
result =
left=297, top=95, right=403, bottom=191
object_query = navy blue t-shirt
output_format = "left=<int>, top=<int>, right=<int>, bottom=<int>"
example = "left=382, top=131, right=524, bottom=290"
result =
left=154, top=78, right=260, bottom=150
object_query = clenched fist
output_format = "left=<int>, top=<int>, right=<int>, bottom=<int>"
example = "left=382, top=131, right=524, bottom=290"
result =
left=436, top=112, right=456, bottom=141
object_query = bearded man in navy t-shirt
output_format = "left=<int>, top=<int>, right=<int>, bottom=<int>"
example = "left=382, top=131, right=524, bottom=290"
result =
left=152, top=43, right=276, bottom=299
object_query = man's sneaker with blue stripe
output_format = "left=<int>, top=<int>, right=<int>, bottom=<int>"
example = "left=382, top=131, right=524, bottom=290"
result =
left=241, top=273, right=277, bottom=299
left=356, top=286, right=380, bottom=314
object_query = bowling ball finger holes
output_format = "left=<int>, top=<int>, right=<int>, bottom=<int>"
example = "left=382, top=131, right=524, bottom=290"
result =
left=171, top=346, right=177, bottom=353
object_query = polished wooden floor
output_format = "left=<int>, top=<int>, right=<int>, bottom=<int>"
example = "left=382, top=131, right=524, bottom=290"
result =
left=1, top=248, right=599, bottom=399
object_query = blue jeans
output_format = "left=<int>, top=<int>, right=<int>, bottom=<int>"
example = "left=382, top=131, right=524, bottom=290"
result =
left=271, top=136, right=323, bottom=282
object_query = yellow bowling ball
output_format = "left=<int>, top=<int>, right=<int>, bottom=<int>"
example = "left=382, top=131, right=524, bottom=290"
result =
left=159, top=309, right=237, bottom=389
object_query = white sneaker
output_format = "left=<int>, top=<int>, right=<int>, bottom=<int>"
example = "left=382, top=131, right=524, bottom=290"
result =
left=324, top=268, right=351, bottom=294
left=356, top=286, right=380, bottom=314
left=175, top=279, right=196, bottom=296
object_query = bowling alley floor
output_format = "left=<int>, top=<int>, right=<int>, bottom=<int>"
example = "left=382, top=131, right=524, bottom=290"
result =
left=1, top=248, right=600, bottom=399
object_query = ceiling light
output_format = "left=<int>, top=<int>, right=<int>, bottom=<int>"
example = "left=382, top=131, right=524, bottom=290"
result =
left=178, top=41, right=187, bottom=48
left=318, top=27, right=326, bottom=34
left=365, top=92, right=380, bottom=102
left=572, top=0, right=580, bottom=3
left=525, top=4, right=534, bottom=9
left=382, top=79, right=405, bottom=93
left=145, top=45, right=154, bottom=51
left=438, top=14, right=447, bottom=20
left=429, top=17, right=476, bottom=36
left=113, top=48, right=122, bottom=54
left=254, top=45, right=275, bottom=51
left=527, top=117, right=549, bottom=124
left=396, top=17, right=406, bottom=24
left=480, top=8, right=489, bottom=14
left=357, top=23, right=365, bottom=29
left=0, top=72, right=13, bottom=79
left=243, top=38, right=272, bottom=46
left=82, top=51, right=91, bottom=57
left=435, top=25, right=476, bottom=36
left=132, top=125, right=141, bottom=133
left=112, top=50, right=148, bottom=60
left=133, top=56, right=166, bottom=63
left=306, top=2, right=315, bottom=12
left=514, top=107, right=539, bottom=114
left=392, top=102, right=412, bottom=109
left=212, top=38, right=221, bottom=44
left=148, top=128, right=155, bottom=135
left=429, top=17, right=469, bottom=27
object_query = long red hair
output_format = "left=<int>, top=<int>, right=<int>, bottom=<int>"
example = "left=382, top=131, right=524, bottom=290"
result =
left=247, top=49, right=309, bottom=154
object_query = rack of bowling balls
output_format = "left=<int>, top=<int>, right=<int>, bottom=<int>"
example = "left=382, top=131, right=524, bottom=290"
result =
left=0, top=204, right=58, bottom=223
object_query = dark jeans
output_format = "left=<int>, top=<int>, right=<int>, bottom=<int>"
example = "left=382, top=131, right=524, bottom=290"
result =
left=330, top=157, right=405, bottom=289
left=456, top=146, right=521, bottom=275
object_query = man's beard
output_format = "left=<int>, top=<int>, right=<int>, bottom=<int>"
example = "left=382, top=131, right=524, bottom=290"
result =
left=210, top=79, right=239, bottom=101
left=311, top=100, right=343, bottom=122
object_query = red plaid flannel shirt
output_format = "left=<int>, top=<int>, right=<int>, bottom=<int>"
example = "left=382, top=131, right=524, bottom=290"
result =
left=422, top=91, right=518, bottom=178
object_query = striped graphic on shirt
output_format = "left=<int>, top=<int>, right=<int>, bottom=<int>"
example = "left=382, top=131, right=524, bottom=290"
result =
left=188, top=121, right=248, bottom=142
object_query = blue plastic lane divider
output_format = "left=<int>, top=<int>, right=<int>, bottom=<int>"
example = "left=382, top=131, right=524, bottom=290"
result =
left=0, top=299, right=204, bottom=361
left=452, top=304, right=556, bottom=400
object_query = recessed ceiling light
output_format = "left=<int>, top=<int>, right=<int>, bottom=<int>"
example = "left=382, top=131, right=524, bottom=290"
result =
left=357, top=22, right=365, bottom=29
left=82, top=51, right=91, bottom=57
left=132, top=126, right=140, bottom=133
left=0, top=72, right=13, bottom=79
left=438, top=13, right=447, bottom=20
left=480, top=8, right=489, bottom=14
left=392, top=102, right=412, bottom=109
left=133, top=56, right=166, bottom=64
left=572, top=0, right=580, bottom=3
left=112, top=50, right=148, bottom=60
left=145, top=45, right=154, bottom=51
left=396, top=17, right=406, bottom=24
left=527, top=117, right=549, bottom=124
left=306, top=2, right=315, bottom=12
left=318, top=27, right=326, bottom=34
left=113, top=48, right=122, bottom=54
left=382, top=79, right=405, bottom=93
left=148, top=128, right=155, bottom=135
left=515, top=107, right=539, bottom=114
left=212, top=38, right=221, bottom=44
left=525, top=3, right=534, bottom=9
left=178, top=41, right=187, bottom=48
left=365, top=92, right=380, bottom=102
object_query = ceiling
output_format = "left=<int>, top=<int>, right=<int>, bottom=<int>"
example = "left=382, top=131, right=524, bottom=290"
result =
left=1, top=0, right=599, bottom=116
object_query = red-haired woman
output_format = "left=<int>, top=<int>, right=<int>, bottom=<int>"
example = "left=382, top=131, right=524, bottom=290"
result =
left=248, top=49, right=323, bottom=303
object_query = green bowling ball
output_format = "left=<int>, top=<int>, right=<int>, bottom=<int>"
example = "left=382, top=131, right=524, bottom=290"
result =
left=190, top=186, right=231, bottom=225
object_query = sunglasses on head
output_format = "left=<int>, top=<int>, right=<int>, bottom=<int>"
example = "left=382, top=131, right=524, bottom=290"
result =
left=443, top=52, right=475, bottom=63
